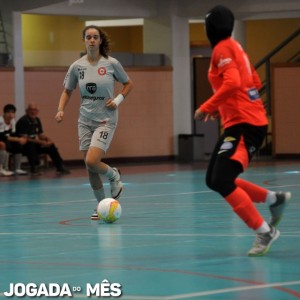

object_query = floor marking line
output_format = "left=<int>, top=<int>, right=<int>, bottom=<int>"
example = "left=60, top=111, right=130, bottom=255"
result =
left=161, top=280, right=300, bottom=299
left=0, top=191, right=213, bottom=209
left=2, top=280, right=299, bottom=299
left=0, top=232, right=299, bottom=237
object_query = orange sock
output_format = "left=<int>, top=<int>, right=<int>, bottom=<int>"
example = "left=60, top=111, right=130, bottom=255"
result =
left=235, top=178, right=267, bottom=203
left=225, top=187, right=264, bottom=230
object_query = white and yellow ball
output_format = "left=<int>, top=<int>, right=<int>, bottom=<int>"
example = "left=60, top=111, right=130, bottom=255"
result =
left=97, top=198, right=122, bottom=223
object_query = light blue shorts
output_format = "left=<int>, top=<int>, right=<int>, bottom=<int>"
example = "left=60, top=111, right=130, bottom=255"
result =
left=78, top=116, right=116, bottom=153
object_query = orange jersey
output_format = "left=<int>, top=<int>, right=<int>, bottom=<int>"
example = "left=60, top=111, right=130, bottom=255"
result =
left=200, top=38, right=268, bottom=128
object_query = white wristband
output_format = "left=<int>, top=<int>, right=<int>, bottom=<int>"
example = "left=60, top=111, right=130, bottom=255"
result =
left=112, top=94, right=125, bottom=107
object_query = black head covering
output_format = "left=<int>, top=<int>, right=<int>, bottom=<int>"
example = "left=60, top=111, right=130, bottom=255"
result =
left=205, top=5, right=234, bottom=48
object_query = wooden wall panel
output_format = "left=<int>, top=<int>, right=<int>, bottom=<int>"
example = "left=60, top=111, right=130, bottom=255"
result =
left=0, top=67, right=173, bottom=161
left=272, top=64, right=300, bottom=157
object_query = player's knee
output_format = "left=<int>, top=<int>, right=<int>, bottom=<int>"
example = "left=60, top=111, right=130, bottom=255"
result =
left=0, top=141, right=6, bottom=150
left=206, top=176, right=223, bottom=192
left=206, top=175, right=235, bottom=197
left=85, top=156, right=99, bottom=172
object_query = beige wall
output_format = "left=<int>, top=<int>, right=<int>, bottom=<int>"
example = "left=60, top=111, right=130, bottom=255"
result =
left=0, top=67, right=173, bottom=161
left=0, top=69, right=14, bottom=100
left=2, top=17, right=299, bottom=161
left=4, top=64, right=299, bottom=161
left=22, top=14, right=144, bottom=67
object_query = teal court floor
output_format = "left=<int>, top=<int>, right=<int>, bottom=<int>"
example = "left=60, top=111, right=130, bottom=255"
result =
left=0, top=160, right=299, bottom=299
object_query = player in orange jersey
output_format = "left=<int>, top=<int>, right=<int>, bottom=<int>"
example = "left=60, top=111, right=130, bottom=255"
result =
left=194, top=5, right=291, bottom=256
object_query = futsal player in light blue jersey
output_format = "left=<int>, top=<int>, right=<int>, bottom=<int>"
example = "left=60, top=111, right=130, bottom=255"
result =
left=55, top=26, right=133, bottom=220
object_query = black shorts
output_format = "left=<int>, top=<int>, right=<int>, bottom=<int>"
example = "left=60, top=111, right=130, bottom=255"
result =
left=205, top=123, right=268, bottom=196
left=213, top=123, right=268, bottom=170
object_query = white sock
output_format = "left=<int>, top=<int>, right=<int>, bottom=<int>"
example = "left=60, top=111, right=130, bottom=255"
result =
left=265, top=191, right=276, bottom=206
left=104, top=166, right=116, bottom=180
left=93, top=187, right=105, bottom=203
left=0, top=150, right=7, bottom=169
left=256, top=221, right=271, bottom=234
left=14, top=153, right=22, bottom=170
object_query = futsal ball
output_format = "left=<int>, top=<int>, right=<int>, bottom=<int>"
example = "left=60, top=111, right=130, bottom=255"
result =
left=97, top=198, right=122, bottom=223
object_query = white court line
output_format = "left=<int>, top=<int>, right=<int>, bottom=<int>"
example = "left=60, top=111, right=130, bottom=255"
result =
left=161, top=280, right=300, bottom=299
left=0, top=232, right=300, bottom=237
left=2, top=280, right=297, bottom=299
left=0, top=190, right=214, bottom=210
left=70, top=279, right=300, bottom=299
left=0, top=232, right=253, bottom=237
left=1, top=181, right=299, bottom=209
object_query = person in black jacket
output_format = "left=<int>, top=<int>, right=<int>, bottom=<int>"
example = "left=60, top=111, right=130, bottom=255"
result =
left=0, top=104, right=28, bottom=176
left=16, top=103, right=70, bottom=175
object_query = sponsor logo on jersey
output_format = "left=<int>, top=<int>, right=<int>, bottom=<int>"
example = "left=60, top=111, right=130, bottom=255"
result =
left=217, top=56, right=232, bottom=68
left=82, top=96, right=105, bottom=101
left=247, top=88, right=260, bottom=101
left=86, top=83, right=97, bottom=94
left=98, top=67, right=107, bottom=76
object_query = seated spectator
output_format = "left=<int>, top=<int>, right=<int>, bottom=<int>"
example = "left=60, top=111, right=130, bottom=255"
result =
left=16, top=102, right=70, bottom=175
left=0, top=104, right=27, bottom=176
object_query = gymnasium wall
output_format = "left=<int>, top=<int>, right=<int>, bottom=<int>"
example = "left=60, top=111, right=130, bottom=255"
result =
left=21, top=15, right=299, bottom=67
left=22, top=14, right=144, bottom=67
left=0, top=66, right=173, bottom=161
left=245, top=19, right=300, bottom=81
left=1, top=16, right=299, bottom=161
left=272, top=64, right=300, bottom=157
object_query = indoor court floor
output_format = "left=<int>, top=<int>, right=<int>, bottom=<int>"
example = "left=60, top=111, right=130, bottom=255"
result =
left=0, top=159, right=299, bottom=299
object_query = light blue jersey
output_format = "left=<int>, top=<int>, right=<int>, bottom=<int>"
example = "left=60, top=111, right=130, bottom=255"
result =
left=64, top=55, right=129, bottom=125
